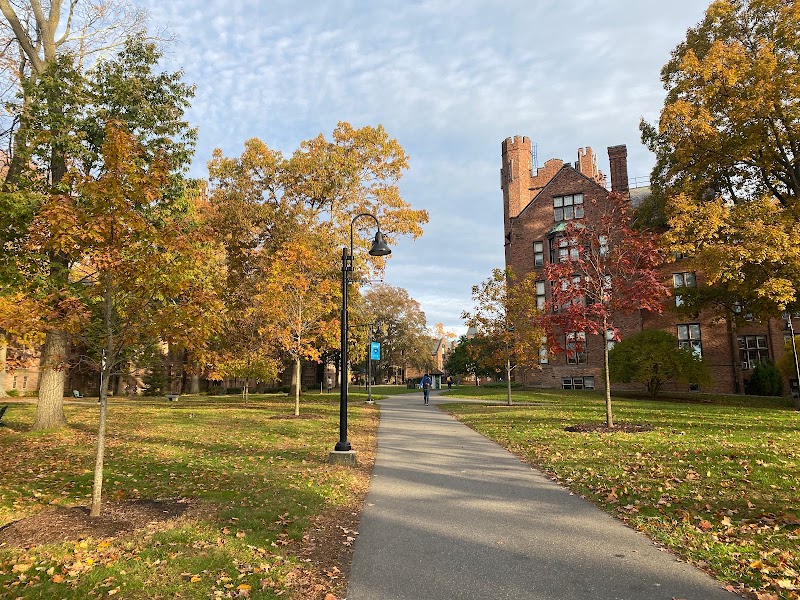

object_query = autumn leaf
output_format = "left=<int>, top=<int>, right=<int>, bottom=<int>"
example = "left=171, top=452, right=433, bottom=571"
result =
left=698, top=520, right=713, bottom=532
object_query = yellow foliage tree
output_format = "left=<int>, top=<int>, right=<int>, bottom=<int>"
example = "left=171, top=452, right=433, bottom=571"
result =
left=643, top=0, right=800, bottom=320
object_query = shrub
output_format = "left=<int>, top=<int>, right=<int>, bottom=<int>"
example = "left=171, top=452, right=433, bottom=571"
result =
left=6, top=389, right=19, bottom=397
left=609, top=329, right=713, bottom=397
left=226, top=387, right=242, bottom=395
left=744, top=360, right=783, bottom=396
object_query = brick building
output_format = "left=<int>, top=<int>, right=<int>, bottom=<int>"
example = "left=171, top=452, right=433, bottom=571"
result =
left=501, top=135, right=799, bottom=396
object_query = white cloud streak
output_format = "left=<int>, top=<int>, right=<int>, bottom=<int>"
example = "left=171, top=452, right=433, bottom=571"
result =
left=136, top=0, right=707, bottom=331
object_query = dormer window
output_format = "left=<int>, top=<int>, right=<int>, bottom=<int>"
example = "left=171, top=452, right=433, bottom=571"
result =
left=553, top=193, right=584, bottom=222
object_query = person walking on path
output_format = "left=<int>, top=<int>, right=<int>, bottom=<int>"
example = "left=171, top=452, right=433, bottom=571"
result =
left=446, top=375, right=453, bottom=391
left=420, top=373, right=432, bottom=405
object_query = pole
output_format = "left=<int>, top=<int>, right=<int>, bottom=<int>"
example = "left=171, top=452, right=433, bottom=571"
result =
left=788, top=316, right=800, bottom=409
left=336, top=246, right=351, bottom=451
left=367, top=325, right=373, bottom=404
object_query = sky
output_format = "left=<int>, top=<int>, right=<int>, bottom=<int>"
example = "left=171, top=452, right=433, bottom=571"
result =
left=136, top=0, right=709, bottom=335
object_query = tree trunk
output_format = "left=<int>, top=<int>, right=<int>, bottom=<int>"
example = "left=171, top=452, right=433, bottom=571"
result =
left=115, top=373, right=126, bottom=396
left=190, top=373, right=200, bottom=394
left=90, top=365, right=109, bottom=517
left=0, top=342, right=7, bottom=397
left=293, top=358, right=301, bottom=416
left=33, top=330, right=68, bottom=429
left=91, top=277, right=114, bottom=517
left=603, top=321, right=614, bottom=428
left=505, top=347, right=513, bottom=406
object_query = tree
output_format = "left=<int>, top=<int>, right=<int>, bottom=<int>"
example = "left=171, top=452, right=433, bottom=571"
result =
left=259, top=233, right=339, bottom=415
left=445, top=335, right=498, bottom=386
left=28, top=123, right=223, bottom=516
left=206, top=128, right=428, bottom=392
left=539, top=192, right=669, bottom=426
left=361, top=284, right=429, bottom=382
left=462, top=268, right=544, bottom=405
left=641, top=0, right=800, bottom=318
left=608, top=329, right=712, bottom=398
left=642, top=0, right=800, bottom=206
left=0, top=29, right=197, bottom=429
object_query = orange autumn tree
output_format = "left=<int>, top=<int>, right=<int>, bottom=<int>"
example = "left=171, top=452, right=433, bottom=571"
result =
left=28, top=123, right=223, bottom=516
left=208, top=124, right=428, bottom=393
left=259, top=231, right=340, bottom=416
left=462, top=268, right=545, bottom=406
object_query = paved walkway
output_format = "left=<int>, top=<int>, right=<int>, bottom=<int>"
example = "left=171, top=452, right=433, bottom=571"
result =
left=347, top=392, right=740, bottom=600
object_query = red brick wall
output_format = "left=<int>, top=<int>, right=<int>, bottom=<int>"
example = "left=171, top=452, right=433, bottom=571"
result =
left=502, top=135, right=799, bottom=397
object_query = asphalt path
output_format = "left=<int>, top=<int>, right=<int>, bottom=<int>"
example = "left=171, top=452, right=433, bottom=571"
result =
left=347, top=391, right=741, bottom=600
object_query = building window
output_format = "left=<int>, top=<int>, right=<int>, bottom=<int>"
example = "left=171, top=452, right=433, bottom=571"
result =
left=599, top=235, right=608, bottom=257
left=562, top=376, right=595, bottom=390
left=539, top=336, right=549, bottom=365
left=534, top=241, right=544, bottom=266
left=535, top=280, right=546, bottom=310
left=566, top=332, right=587, bottom=364
left=556, top=276, right=583, bottom=312
left=606, top=329, right=616, bottom=351
left=673, top=272, right=696, bottom=307
left=557, top=236, right=580, bottom=263
left=739, top=335, right=769, bottom=370
left=677, top=323, right=702, bottom=358
left=22, top=376, right=28, bottom=390
left=12, top=376, right=17, bottom=389
left=553, top=193, right=584, bottom=222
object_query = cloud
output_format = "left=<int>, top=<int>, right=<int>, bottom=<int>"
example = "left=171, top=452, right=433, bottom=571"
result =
left=136, top=0, right=708, bottom=332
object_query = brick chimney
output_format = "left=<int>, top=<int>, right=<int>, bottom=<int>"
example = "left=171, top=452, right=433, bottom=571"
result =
left=607, top=145, right=629, bottom=194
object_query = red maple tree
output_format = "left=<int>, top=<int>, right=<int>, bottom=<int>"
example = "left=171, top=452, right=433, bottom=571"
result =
left=539, top=191, right=668, bottom=426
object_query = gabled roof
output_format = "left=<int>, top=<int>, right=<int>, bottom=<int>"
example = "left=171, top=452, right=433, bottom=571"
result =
left=515, top=164, right=609, bottom=221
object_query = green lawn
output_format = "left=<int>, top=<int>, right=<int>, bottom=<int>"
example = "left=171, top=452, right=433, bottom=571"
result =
left=442, top=387, right=800, bottom=599
left=0, top=393, right=378, bottom=599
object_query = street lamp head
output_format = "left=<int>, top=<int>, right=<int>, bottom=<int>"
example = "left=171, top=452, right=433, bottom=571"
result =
left=368, top=230, right=392, bottom=257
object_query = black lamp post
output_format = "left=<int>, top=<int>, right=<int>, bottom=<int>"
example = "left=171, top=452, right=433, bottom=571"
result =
left=334, top=214, right=391, bottom=455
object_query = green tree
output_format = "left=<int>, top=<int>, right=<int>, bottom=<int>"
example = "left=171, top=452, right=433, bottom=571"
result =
left=608, top=330, right=712, bottom=398
left=0, top=29, right=197, bottom=429
left=445, top=335, right=497, bottom=386
left=744, top=359, right=784, bottom=396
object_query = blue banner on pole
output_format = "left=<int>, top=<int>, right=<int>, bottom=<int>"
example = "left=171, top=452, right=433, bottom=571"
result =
left=370, top=341, right=381, bottom=360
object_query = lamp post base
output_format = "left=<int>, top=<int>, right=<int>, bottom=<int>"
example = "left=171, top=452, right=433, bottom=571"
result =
left=329, top=450, right=357, bottom=465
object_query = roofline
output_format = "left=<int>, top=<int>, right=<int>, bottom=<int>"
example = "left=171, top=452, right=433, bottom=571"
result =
left=515, top=164, right=609, bottom=220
